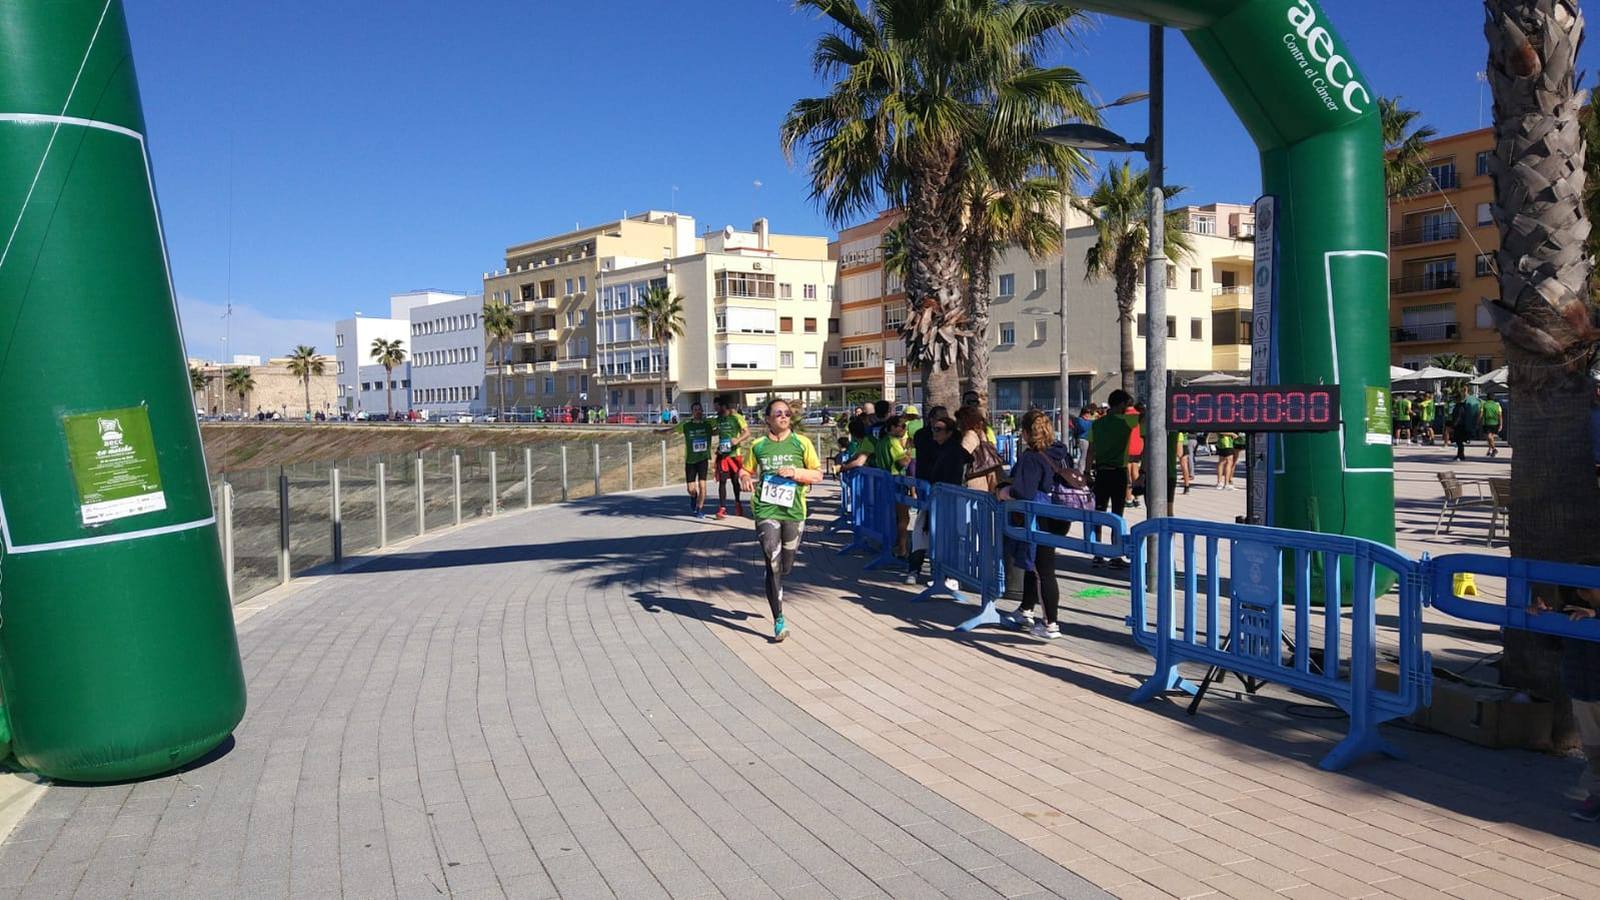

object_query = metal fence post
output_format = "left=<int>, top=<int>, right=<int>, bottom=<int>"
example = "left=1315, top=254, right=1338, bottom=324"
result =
left=415, top=454, right=425, bottom=535
left=660, top=439, right=668, bottom=487
left=331, top=467, right=342, bottom=564
left=561, top=446, right=569, bottom=502
left=452, top=452, right=462, bottom=526
left=524, top=447, right=533, bottom=508
left=220, top=481, right=235, bottom=601
left=627, top=442, right=634, bottom=492
left=377, top=461, right=388, bottom=548
left=593, top=443, right=601, bottom=496
left=489, top=450, right=498, bottom=516
left=277, top=468, right=290, bottom=585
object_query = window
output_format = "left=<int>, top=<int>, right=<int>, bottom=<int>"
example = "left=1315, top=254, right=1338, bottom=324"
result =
left=1476, top=356, right=1495, bottom=374
left=779, top=282, right=793, bottom=299
left=780, top=316, right=794, bottom=333
left=841, top=346, right=866, bottom=369
left=803, top=284, right=817, bottom=300
left=1427, top=160, right=1458, bottom=190
left=566, top=310, right=575, bottom=327
left=780, top=351, right=795, bottom=367
left=999, top=322, right=1016, bottom=345
left=827, top=285, right=835, bottom=301
left=578, top=275, right=587, bottom=292
left=1034, top=269, right=1047, bottom=292
left=828, top=318, right=840, bottom=334
left=827, top=353, right=840, bottom=368
left=1190, top=214, right=1216, bottom=235
left=884, top=303, right=907, bottom=330
left=1165, top=264, right=1177, bottom=289
left=804, top=352, right=819, bottom=368
left=1191, top=318, right=1204, bottom=340
left=565, top=278, right=574, bottom=294
left=1137, top=315, right=1146, bottom=337
left=715, top=270, right=776, bottom=299
left=1033, top=321, right=1047, bottom=342
left=1476, top=150, right=1491, bottom=176
left=567, top=375, right=577, bottom=392
left=1476, top=303, right=1494, bottom=329
left=580, top=374, right=588, bottom=392
left=1190, top=268, right=1203, bottom=291
left=580, top=310, right=589, bottom=326
left=1476, top=202, right=1492, bottom=226
left=336, top=333, right=345, bottom=348
left=1167, top=315, right=1177, bottom=338
left=1475, top=253, right=1494, bottom=277
left=998, top=273, right=1016, bottom=296
left=804, top=318, right=817, bottom=334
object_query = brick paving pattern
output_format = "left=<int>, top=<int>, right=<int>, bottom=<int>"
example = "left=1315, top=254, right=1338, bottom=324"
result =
left=0, top=490, right=1104, bottom=899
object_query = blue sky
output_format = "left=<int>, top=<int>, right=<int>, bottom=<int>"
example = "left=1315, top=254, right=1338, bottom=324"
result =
left=121, top=1, right=1599, bottom=361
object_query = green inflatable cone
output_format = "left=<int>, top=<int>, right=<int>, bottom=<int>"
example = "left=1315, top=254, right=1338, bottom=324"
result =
left=1072, top=0, right=1397, bottom=558
left=0, top=0, right=245, bottom=781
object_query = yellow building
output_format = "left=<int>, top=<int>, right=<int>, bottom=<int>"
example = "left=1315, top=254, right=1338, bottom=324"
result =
left=1388, top=127, right=1503, bottom=372
left=831, top=209, right=907, bottom=394
left=481, top=211, right=697, bottom=411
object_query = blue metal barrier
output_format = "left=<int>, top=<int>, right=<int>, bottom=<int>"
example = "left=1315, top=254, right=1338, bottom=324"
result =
left=916, top=485, right=1006, bottom=630
left=892, top=475, right=932, bottom=522
left=1428, top=554, right=1600, bottom=642
left=826, top=467, right=859, bottom=535
left=1001, top=500, right=1129, bottom=563
left=839, top=467, right=896, bottom=568
left=1124, top=517, right=1432, bottom=772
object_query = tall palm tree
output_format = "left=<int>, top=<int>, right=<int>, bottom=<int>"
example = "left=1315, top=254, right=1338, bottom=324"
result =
left=1484, top=0, right=1600, bottom=750
left=635, top=285, right=686, bottom=416
left=370, top=337, right=408, bottom=420
left=482, top=300, right=516, bottom=416
left=1074, top=161, right=1193, bottom=394
left=223, top=367, right=254, bottom=417
left=1425, top=352, right=1475, bottom=373
left=781, top=0, right=1091, bottom=412
left=285, top=345, right=324, bottom=417
left=1380, top=96, right=1437, bottom=199
left=960, top=125, right=1088, bottom=410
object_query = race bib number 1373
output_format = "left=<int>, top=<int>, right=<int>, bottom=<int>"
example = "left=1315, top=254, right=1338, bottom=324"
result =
left=760, top=475, right=796, bottom=508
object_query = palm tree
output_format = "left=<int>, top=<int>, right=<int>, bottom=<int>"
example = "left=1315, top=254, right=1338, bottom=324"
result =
left=635, top=285, right=686, bottom=417
left=285, top=345, right=324, bottom=417
left=223, top=367, right=254, bottom=417
left=781, top=0, right=1091, bottom=411
left=1380, top=96, right=1436, bottom=199
left=482, top=300, right=516, bottom=417
left=1075, top=161, right=1193, bottom=394
left=1425, top=352, right=1474, bottom=373
left=189, top=366, right=207, bottom=408
left=960, top=125, right=1088, bottom=410
left=370, top=337, right=408, bottom=420
left=1484, top=0, right=1600, bottom=750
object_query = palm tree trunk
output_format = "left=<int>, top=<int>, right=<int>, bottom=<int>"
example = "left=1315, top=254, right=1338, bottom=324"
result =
left=965, top=231, right=995, bottom=415
left=904, top=147, right=966, bottom=413
left=1485, top=0, right=1600, bottom=751
left=1116, top=278, right=1138, bottom=396
left=659, top=338, right=668, bottom=422
left=385, top=366, right=394, bottom=419
left=303, top=379, right=311, bottom=418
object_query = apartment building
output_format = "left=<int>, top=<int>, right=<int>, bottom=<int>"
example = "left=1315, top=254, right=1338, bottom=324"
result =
left=482, top=211, right=697, bottom=412
left=408, top=292, right=487, bottom=419
left=335, top=291, right=477, bottom=416
left=831, top=209, right=912, bottom=398
left=983, top=202, right=1256, bottom=411
left=596, top=219, right=840, bottom=414
left=1388, top=127, right=1502, bottom=372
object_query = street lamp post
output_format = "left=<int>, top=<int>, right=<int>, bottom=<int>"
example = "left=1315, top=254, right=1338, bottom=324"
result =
left=1036, top=28, right=1168, bottom=518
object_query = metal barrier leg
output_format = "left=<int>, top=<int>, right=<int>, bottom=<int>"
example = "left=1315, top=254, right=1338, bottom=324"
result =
left=955, top=597, right=1003, bottom=632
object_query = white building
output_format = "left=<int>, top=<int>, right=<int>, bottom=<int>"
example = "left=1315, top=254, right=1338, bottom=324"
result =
left=408, top=293, right=487, bottom=418
left=357, top=362, right=411, bottom=418
left=595, top=219, right=838, bottom=415
left=335, top=290, right=475, bottom=415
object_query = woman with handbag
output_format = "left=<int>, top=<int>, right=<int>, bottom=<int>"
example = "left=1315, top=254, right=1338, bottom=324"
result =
left=996, top=411, right=1082, bottom=639
left=957, top=405, right=1004, bottom=493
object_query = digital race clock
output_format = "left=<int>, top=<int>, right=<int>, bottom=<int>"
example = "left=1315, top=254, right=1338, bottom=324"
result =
left=1167, top=385, right=1341, bottom=432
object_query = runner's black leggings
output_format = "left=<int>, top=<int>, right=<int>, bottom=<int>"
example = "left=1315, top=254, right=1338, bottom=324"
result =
left=756, top=519, right=802, bottom=620
left=1018, top=544, right=1059, bottom=624
left=1092, top=467, right=1128, bottom=547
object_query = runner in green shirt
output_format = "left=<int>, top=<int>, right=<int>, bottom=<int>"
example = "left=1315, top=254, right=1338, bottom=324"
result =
left=738, top=398, right=823, bottom=642
left=1394, top=395, right=1412, bottom=444
left=712, top=395, right=750, bottom=519
left=678, top=402, right=715, bottom=517
left=1419, top=396, right=1435, bottom=444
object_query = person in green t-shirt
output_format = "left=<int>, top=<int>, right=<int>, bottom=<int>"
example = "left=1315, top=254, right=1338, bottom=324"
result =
left=678, top=402, right=715, bottom=517
left=738, top=398, right=823, bottom=642
left=902, top=404, right=923, bottom=443
left=1482, top=396, right=1504, bottom=457
left=1419, top=395, right=1436, bottom=444
left=1084, top=389, right=1137, bottom=568
left=712, top=394, right=750, bottom=519
left=841, top=416, right=877, bottom=471
left=1394, top=394, right=1412, bottom=444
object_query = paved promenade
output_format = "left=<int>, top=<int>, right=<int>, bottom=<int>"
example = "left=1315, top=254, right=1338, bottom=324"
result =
left=1, top=442, right=1596, bottom=898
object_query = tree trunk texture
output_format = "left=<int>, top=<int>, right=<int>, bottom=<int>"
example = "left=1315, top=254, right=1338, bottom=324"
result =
left=1117, top=260, right=1140, bottom=396
left=966, top=230, right=995, bottom=416
left=903, top=147, right=967, bottom=415
left=1485, top=0, right=1600, bottom=751
left=497, top=340, right=507, bottom=416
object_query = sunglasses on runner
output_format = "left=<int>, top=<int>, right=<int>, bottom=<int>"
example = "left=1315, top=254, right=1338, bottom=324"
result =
left=770, top=409, right=792, bottom=417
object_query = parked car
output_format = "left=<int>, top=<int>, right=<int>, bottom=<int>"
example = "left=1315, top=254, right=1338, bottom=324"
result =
left=800, top=411, right=828, bottom=426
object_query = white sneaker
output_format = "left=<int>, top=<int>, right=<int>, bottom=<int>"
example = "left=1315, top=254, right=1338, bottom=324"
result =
left=1003, top=610, right=1034, bottom=630
left=1030, top=621, right=1060, bottom=640
left=1215, top=483, right=1225, bottom=491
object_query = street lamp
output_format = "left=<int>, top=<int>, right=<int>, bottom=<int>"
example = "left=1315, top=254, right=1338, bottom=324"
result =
left=1038, top=25, right=1168, bottom=520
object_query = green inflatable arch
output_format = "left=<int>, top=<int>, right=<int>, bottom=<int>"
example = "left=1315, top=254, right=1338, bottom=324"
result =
left=1076, top=0, right=1395, bottom=550
left=0, top=0, right=245, bottom=781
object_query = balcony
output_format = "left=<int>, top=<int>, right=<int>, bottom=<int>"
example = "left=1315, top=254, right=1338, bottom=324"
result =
left=533, top=329, right=558, bottom=342
left=557, top=357, right=589, bottom=371
left=516, top=298, right=559, bottom=313
left=1391, top=272, right=1460, bottom=295
left=512, top=332, right=535, bottom=345
left=511, top=363, right=535, bottom=375
left=1391, top=322, right=1460, bottom=343
left=1391, top=222, right=1460, bottom=246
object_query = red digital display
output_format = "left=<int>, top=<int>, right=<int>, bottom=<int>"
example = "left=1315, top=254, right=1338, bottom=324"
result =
left=1167, top=385, right=1341, bottom=432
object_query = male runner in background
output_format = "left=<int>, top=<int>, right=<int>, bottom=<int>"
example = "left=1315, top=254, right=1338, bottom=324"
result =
left=713, top=394, right=750, bottom=519
left=679, top=402, right=714, bottom=517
